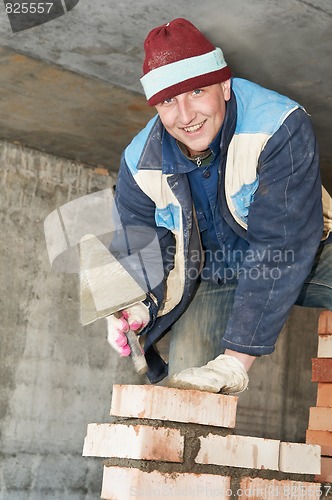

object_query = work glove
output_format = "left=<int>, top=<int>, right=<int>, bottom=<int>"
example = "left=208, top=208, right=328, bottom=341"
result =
left=170, top=354, right=249, bottom=394
left=106, top=302, right=150, bottom=356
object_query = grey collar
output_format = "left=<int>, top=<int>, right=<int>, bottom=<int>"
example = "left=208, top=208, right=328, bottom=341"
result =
left=176, top=140, right=212, bottom=164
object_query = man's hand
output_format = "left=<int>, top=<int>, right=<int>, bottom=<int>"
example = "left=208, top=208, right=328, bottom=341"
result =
left=106, top=302, right=149, bottom=356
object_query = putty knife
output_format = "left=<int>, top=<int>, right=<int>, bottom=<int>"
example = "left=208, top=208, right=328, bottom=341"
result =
left=79, top=234, right=148, bottom=374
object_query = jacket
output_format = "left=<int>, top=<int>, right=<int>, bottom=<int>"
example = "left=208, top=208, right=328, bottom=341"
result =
left=115, top=78, right=330, bottom=383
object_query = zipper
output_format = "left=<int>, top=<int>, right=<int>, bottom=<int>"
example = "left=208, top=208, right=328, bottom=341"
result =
left=192, top=205, right=205, bottom=275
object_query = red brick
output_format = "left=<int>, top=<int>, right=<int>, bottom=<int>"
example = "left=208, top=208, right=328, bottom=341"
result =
left=239, top=478, right=321, bottom=499
left=318, top=310, right=332, bottom=335
left=312, top=358, right=332, bottom=383
left=279, top=442, right=321, bottom=474
left=317, top=383, right=332, bottom=407
left=306, top=429, right=332, bottom=456
left=195, top=434, right=279, bottom=470
left=82, top=423, right=184, bottom=462
left=318, top=335, right=332, bottom=357
left=308, top=407, right=332, bottom=431
left=315, top=456, right=332, bottom=483
left=101, top=466, right=231, bottom=500
left=110, top=384, right=237, bottom=428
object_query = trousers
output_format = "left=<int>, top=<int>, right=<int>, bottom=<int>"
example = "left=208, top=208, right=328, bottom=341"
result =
left=168, top=243, right=332, bottom=377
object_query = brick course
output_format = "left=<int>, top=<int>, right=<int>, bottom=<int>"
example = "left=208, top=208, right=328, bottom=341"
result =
left=83, top=311, right=332, bottom=498
left=312, top=358, right=332, bottom=383
left=82, top=422, right=184, bottom=462
left=306, top=430, right=332, bottom=457
left=195, top=434, right=280, bottom=470
left=279, top=442, right=321, bottom=474
left=101, top=466, right=231, bottom=500
left=308, top=407, right=332, bottom=432
left=318, top=310, right=332, bottom=334
left=110, top=384, right=237, bottom=428
left=315, top=457, right=332, bottom=483
left=306, top=310, right=332, bottom=485
left=318, top=335, right=332, bottom=358
left=316, top=383, right=332, bottom=407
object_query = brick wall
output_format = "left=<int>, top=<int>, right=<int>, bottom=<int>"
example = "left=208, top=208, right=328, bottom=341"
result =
left=83, top=311, right=332, bottom=499
left=306, top=310, right=332, bottom=484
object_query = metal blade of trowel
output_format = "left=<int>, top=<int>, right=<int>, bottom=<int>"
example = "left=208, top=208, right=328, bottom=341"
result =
left=79, top=234, right=148, bottom=374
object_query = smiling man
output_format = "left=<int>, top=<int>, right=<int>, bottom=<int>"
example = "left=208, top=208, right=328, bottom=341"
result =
left=105, top=18, right=332, bottom=392
left=155, top=82, right=230, bottom=157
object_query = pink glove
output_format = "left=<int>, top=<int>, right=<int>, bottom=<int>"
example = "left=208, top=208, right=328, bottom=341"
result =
left=106, top=302, right=149, bottom=356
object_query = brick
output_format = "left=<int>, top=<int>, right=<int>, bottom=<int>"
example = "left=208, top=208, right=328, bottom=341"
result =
left=101, top=466, right=231, bottom=500
left=312, top=358, right=332, bottom=383
left=315, top=456, right=332, bottom=483
left=306, top=430, right=332, bottom=456
left=317, top=383, right=332, bottom=407
left=308, top=407, right=332, bottom=431
left=279, top=442, right=321, bottom=474
left=110, top=385, right=237, bottom=428
left=318, top=335, right=332, bottom=357
left=318, top=310, right=332, bottom=334
left=239, top=477, right=321, bottom=499
left=82, top=423, right=184, bottom=462
left=195, top=434, right=279, bottom=470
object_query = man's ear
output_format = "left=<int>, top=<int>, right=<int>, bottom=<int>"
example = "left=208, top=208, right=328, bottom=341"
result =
left=221, top=79, right=231, bottom=101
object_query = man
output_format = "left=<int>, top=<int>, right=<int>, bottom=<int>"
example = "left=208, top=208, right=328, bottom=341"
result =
left=106, top=18, right=332, bottom=392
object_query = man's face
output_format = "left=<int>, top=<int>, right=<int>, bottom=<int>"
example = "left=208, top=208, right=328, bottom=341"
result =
left=155, top=81, right=231, bottom=157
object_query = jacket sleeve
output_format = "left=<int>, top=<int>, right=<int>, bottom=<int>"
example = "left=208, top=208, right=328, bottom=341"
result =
left=222, top=108, right=324, bottom=355
left=112, top=154, right=175, bottom=332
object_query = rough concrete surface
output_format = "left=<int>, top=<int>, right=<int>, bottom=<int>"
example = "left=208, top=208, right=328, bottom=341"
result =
left=0, top=0, right=331, bottom=497
left=0, top=46, right=155, bottom=170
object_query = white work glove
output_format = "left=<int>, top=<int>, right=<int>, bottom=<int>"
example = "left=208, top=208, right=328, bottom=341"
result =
left=106, top=302, right=150, bottom=357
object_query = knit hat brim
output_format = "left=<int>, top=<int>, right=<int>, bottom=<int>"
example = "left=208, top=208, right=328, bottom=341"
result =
left=141, top=47, right=231, bottom=106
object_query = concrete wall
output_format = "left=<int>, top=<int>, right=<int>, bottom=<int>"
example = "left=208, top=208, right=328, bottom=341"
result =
left=0, top=139, right=323, bottom=498
left=0, top=140, right=146, bottom=500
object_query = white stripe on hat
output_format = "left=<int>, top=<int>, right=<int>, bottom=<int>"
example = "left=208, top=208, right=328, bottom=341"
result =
left=140, top=47, right=227, bottom=101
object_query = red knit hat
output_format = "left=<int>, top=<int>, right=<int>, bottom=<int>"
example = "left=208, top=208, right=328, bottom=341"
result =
left=140, top=18, right=231, bottom=106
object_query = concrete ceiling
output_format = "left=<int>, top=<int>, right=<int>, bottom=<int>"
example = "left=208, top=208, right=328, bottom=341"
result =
left=0, top=0, right=331, bottom=187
